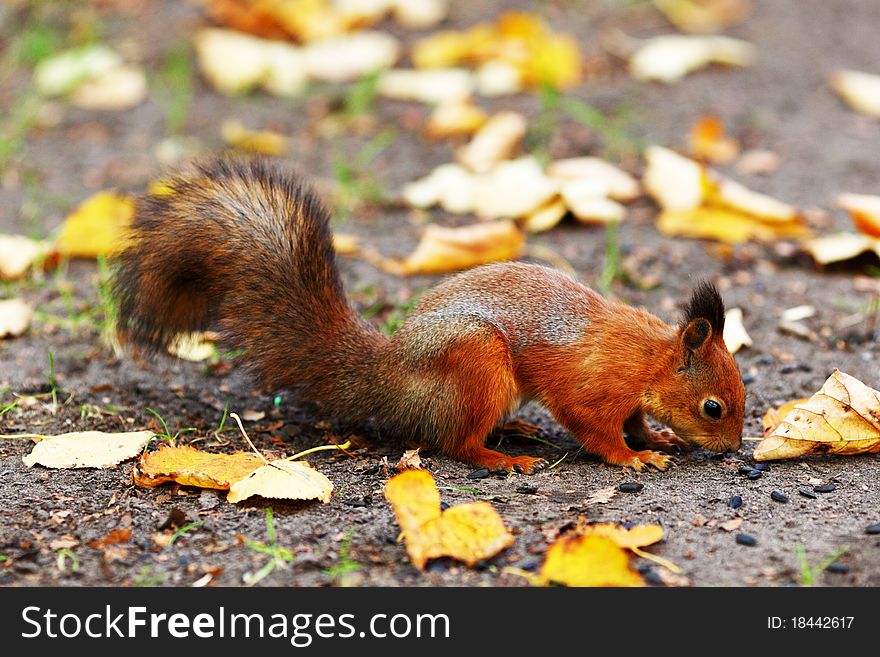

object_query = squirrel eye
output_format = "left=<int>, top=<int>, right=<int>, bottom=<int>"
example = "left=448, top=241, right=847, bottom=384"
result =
left=703, top=399, right=723, bottom=420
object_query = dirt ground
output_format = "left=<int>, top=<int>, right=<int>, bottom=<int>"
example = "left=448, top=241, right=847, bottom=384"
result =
left=1, top=0, right=879, bottom=588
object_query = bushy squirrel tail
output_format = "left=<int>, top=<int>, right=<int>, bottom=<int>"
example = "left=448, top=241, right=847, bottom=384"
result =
left=113, top=158, right=387, bottom=420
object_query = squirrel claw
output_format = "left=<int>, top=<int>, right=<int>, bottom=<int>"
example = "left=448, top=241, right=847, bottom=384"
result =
left=643, top=429, right=690, bottom=454
left=639, top=450, right=672, bottom=470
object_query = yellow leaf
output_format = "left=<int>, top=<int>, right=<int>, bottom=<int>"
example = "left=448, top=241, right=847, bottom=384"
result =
left=521, top=197, right=567, bottom=233
left=385, top=469, right=514, bottom=570
left=762, top=397, right=810, bottom=436
left=222, top=119, right=288, bottom=155
left=723, top=307, right=752, bottom=354
left=689, top=114, right=738, bottom=163
left=167, top=332, right=218, bottom=362
left=332, top=232, right=360, bottom=255
left=23, top=431, right=153, bottom=469
left=227, top=459, right=333, bottom=503
left=653, top=0, right=752, bottom=34
left=581, top=523, right=665, bottom=550
left=657, top=206, right=807, bottom=244
left=473, top=157, right=559, bottom=219
left=837, top=192, right=880, bottom=238
left=55, top=191, right=134, bottom=258
left=457, top=111, right=527, bottom=174
left=521, top=34, right=581, bottom=90
left=629, top=35, right=756, bottom=84
left=0, top=298, right=33, bottom=338
left=426, top=99, right=489, bottom=139
left=754, top=370, right=880, bottom=461
left=539, top=533, right=644, bottom=587
left=391, top=220, right=524, bottom=275
left=411, top=30, right=473, bottom=69
left=133, top=445, right=265, bottom=489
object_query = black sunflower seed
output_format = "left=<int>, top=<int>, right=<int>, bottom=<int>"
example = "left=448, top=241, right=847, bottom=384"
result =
left=770, top=491, right=789, bottom=503
left=798, top=487, right=817, bottom=499
left=814, top=484, right=837, bottom=493
left=736, top=533, right=758, bottom=546
left=729, top=495, right=743, bottom=509
left=618, top=482, right=644, bottom=493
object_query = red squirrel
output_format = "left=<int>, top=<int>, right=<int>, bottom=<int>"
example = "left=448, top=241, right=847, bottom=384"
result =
left=113, top=158, right=746, bottom=473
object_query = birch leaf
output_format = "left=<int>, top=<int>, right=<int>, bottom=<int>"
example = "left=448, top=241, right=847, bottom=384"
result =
left=55, top=191, right=134, bottom=258
left=539, top=533, right=644, bottom=587
left=385, top=469, right=514, bottom=570
left=630, top=35, right=756, bottom=84
left=754, top=370, right=880, bottom=461
left=133, top=445, right=264, bottom=490
left=227, top=459, right=333, bottom=503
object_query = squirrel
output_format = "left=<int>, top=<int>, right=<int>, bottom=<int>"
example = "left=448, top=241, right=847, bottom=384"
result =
left=113, top=158, right=746, bottom=473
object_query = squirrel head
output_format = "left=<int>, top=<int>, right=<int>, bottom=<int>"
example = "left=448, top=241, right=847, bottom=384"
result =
left=653, top=282, right=746, bottom=452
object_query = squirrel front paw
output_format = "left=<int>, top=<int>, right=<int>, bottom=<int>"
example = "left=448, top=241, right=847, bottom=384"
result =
left=621, top=450, right=672, bottom=471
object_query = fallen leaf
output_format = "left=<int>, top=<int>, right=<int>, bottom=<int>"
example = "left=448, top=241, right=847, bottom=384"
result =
left=754, top=370, right=880, bottom=461
left=560, top=180, right=625, bottom=224
left=457, top=111, right=527, bottom=174
left=521, top=197, right=567, bottom=233
left=194, top=28, right=307, bottom=97
left=50, top=538, right=79, bottom=550
left=302, top=31, right=400, bottom=83
left=653, top=0, right=752, bottom=34
left=657, top=206, right=806, bottom=243
left=803, top=232, right=880, bottom=265
left=0, top=299, right=33, bottom=338
left=762, top=398, right=810, bottom=436
left=473, top=157, right=559, bottom=219
left=710, top=177, right=797, bottom=221
left=781, top=305, right=815, bottom=322
left=402, top=163, right=477, bottom=213
left=411, top=11, right=581, bottom=90
left=377, top=68, right=474, bottom=104
left=837, top=193, right=880, bottom=238
left=539, top=533, right=644, bottom=587
left=0, top=234, right=50, bottom=280
left=581, top=523, right=665, bottom=550
left=241, top=409, right=266, bottom=422
left=87, top=528, right=132, bottom=549
left=385, top=469, right=514, bottom=569
left=133, top=445, right=264, bottom=489
left=735, top=149, right=780, bottom=176
left=55, top=191, right=134, bottom=258
left=831, top=69, right=880, bottom=119
left=689, top=115, right=738, bottom=163
left=426, top=98, right=488, bottom=139
left=23, top=431, right=153, bottom=469
left=227, top=459, right=333, bottom=503
left=644, top=145, right=706, bottom=212
left=332, top=232, right=361, bottom=254
left=718, top=517, right=743, bottom=532
left=388, top=220, right=524, bottom=275
left=584, top=486, right=617, bottom=505
left=395, top=448, right=423, bottom=471
left=69, top=64, right=147, bottom=111
left=629, top=34, right=756, bottom=84
left=723, top=307, right=751, bottom=354
left=167, top=332, right=217, bottom=362
left=33, top=45, right=122, bottom=96
left=475, top=59, right=523, bottom=96
left=221, top=119, right=288, bottom=155
left=547, top=157, right=640, bottom=202
left=392, top=0, right=449, bottom=29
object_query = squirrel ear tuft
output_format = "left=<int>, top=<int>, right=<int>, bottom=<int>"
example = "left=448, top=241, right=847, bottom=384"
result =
left=681, top=280, right=725, bottom=335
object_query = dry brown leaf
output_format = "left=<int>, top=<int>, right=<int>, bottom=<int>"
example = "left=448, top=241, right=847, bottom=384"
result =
left=584, top=486, right=617, bottom=505
left=0, top=299, right=33, bottom=338
left=388, top=220, right=524, bottom=275
left=133, top=445, right=264, bottom=489
left=221, top=119, right=288, bottom=155
left=227, top=459, right=333, bottom=503
left=87, top=528, right=132, bottom=549
left=837, top=193, right=880, bottom=238
left=689, top=115, right=738, bottom=163
left=754, top=370, right=880, bottom=461
left=394, top=448, right=423, bottom=471
left=762, top=398, right=811, bottom=436
left=831, top=69, right=880, bottom=119
left=723, top=307, right=751, bottom=354
left=629, top=34, right=756, bottom=84
left=23, top=431, right=153, bottom=469
left=539, top=533, right=644, bottom=587
left=55, top=191, right=134, bottom=258
left=457, top=111, right=527, bottom=174
left=718, top=517, right=743, bottom=532
left=0, top=234, right=49, bottom=280
left=653, top=0, right=752, bottom=34
left=385, top=469, right=514, bottom=570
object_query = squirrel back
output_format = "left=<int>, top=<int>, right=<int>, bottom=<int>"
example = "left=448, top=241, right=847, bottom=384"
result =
left=114, top=158, right=386, bottom=423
